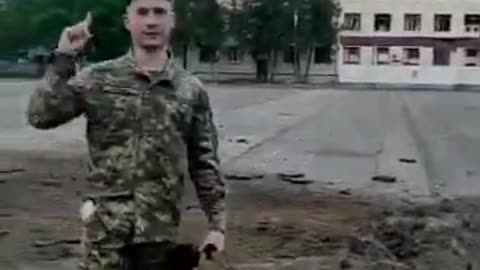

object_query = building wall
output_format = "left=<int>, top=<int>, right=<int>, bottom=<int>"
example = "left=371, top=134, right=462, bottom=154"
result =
left=338, top=0, right=480, bottom=86
left=179, top=0, right=480, bottom=86
left=340, top=0, right=480, bottom=38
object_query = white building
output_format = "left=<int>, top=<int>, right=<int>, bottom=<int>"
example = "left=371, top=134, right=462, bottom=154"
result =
left=338, top=0, right=480, bottom=86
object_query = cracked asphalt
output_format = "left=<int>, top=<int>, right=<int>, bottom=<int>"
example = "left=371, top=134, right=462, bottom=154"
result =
left=1, top=81, right=480, bottom=197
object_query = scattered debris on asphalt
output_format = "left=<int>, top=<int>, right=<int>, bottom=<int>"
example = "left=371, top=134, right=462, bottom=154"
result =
left=255, top=222, right=271, bottom=232
left=450, top=239, right=467, bottom=257
left=38, top=179, right=63, bottom=188
left=32, top=239, right=80, bottom=248
left=0, top=179, right=6, bottom=184
left=372, top=175, right=397, bottom=183
left=0, top=213, right=12, bottom=218
left=0, top=168, right=25, bottom=174
left=225, top=172, right=264, bottom=181
left=320, top=236, right=331, bottom=243
left=278, top=171, right=305, bottom=179
left=235, top=137, right=250, bottom=144
left=277, top=171, right=314, bottom=185
left=0, top=230, right=10, bottom=238
left=280, top=177, right=314, bottom=185
left=398, top=158, right=418, bottom=164
left=339, top=189, right=352, bottom=196
left=339, top=257, right=353, bottom=269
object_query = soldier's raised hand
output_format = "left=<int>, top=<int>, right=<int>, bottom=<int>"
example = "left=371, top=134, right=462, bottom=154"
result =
left=57, top=12, right=93, bottom=54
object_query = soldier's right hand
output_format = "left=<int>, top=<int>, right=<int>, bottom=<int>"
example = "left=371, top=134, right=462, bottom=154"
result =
left=57, top=12, right=93, bottom=54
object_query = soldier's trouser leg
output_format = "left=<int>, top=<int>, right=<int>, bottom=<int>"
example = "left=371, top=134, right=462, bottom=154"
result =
left=121, top=242, right=200, bottom=270
left=78, top=195, right=135, bottom=270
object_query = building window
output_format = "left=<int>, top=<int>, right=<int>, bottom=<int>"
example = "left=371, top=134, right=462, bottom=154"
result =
left=199, top=46, right=219, bottom=63
left=375, top=14, right=391, bottom=32
left=465, top=14, right=480, bottom=32
left=464, top=48, right=479, bottom=66
left=434, top=14, right=451, bottom=32
left=466, top=48, right=478, bottom=57
left=376, top=47, right=390, bottom=65
left=405, top=14, right=421, bottom=31
left=314, top=45, right=332, bottom=64
left=403, top=48, right=420, bottom=65
left=228, top=47, right=243, bottom=63
left=343, top=47, right=361, bottom=64
left=433, top=47, right=450, bottom=66
left=343, top=13, right=361, bottom=31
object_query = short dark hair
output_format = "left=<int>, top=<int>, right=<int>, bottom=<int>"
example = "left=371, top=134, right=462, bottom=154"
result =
left=127, top=0, right=173, bottom=6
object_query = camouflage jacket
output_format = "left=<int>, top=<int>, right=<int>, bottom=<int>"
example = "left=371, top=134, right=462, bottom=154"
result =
left=27, top=51, right=225, bottom=242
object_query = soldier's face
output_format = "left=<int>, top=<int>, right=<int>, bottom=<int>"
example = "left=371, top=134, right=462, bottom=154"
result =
left=124, top=0, right=175, bottom=50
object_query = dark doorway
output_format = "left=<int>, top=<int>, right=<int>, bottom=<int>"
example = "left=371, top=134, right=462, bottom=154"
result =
left=257, top=59, right=268, bottom=82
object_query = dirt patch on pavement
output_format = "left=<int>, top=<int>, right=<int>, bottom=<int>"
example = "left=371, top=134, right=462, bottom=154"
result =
left=1, top=150, right=480, bottom=270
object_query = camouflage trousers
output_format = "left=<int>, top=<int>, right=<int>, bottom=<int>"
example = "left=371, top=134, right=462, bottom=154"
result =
left=78, top=194, right=198, bottom=270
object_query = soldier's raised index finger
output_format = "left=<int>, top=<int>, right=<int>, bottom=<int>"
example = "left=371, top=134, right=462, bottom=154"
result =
left=84, top=11, right=92, bottom=27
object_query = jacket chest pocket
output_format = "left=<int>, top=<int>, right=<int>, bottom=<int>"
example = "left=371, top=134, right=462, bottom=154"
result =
left=87, top=85, right=140, bottom=133
left=142, top=93, right=193, bottom=136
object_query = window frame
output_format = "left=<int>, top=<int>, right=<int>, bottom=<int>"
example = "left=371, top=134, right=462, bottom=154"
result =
left=404, top=14, right=422, bottom=32
left=343, top=46, right=361, bottom=65
left=375, top=13, right=392, bottom=32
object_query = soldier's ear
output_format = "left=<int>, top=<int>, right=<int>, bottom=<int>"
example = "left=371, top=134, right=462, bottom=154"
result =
left=123, top=13, right=130, bottom=31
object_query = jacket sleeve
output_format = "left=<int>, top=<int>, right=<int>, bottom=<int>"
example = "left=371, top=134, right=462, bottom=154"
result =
left=188, top=85, right=226, bottom=233
left=27, top=52, right=90, bottom=129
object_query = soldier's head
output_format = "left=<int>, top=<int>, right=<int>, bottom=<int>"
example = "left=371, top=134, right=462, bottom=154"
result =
left=123, top=0, right=175, bottom=51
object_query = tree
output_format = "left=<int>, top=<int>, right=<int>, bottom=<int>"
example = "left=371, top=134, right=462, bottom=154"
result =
left=238, top=0, right=291, bottom=82
left=0, top=0, right=339, bottom=83
left=86, top=1, right=130, bottom=61
left=0, top=0, right=128, bottom=61
left=0, top=0, right=38, bottom=58
left=172, top=0, right=196, bottom=68
left=193, top=0, right=226, bottom=79
left=293, top=0, right=341, bottom=82
left=234, top=0, right=339, bottom=83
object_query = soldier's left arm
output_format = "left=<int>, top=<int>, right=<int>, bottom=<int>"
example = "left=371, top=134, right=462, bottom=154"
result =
left=187, top=84, right=226, bottom=234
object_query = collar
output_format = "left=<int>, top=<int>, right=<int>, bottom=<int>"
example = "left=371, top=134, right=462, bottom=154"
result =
left=122, top=48, right=176, bottom=82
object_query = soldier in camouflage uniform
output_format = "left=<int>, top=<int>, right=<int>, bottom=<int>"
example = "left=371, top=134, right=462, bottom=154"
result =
left=26, top=0, right=226, bottom=269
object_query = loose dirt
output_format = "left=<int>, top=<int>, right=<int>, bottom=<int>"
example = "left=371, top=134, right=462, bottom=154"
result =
left=0, top=150, right=479, bottom=269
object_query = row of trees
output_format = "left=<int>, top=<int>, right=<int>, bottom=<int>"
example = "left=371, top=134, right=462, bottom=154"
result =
left=0, top=0, right=340, bottom=82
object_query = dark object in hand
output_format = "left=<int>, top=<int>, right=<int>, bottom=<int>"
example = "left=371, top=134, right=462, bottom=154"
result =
left=202, top=243, right=218, bottom=261
left=121, top=242, right=200, bottom=270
